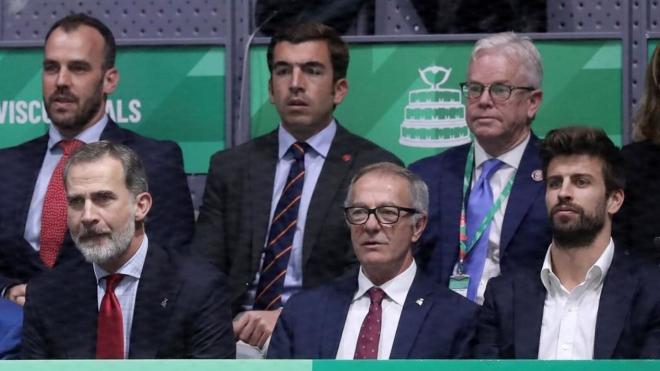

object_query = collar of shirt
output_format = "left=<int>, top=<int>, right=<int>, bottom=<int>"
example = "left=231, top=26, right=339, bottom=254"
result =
left=354, top=261, right=417, bottom=306
left=47, top=114, right=109, bottom=152
left=93, top=234, right=149, bottom=283
left=277, top=119, right=337, bottom=160
left=473, top=131, right=530, bottom=171
left=540, top=238, right=615, bottom=293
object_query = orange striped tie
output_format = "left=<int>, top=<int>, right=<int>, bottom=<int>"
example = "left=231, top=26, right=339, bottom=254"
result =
left=254, top=142, right=308, bottom=310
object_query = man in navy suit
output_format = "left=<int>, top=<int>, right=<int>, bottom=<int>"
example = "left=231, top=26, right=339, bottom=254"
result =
left=22, top=142, right=234, bottom=359
left=268, top=162, right=477, bottom=359
left=192, top=22, right=400, bottom=355
left=409, top=32, right=551, bottom=304
left=0, top=13, right=193, bottom=306
left=476, top=126, right=660, bottom=359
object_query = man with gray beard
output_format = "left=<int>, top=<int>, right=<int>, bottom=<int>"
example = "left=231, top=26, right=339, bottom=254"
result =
left=21, top=141, right=234, bottom=359
left=475, top=126, right=660, bottom=359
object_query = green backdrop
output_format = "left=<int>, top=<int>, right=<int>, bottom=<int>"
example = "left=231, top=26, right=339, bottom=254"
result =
left=0, top=46, right=225, bottom=173
left=251, top=40, right=621, bottom=165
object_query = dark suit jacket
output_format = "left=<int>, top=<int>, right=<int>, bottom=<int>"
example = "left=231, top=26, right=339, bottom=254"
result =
left=21, top=242, right=235, bottom=359
left=408, top=135, right=551, bottom=286
left=613, top=140, right=660, bottom=264
left=0, top=298, right=22, bottom=359
left=267, top=267, right=477, bottom=359
left=0, top=120, right=194, bottom=290
left=476, top=248, right=660, bottom=359
left=192, top=124, right=402, bottom=313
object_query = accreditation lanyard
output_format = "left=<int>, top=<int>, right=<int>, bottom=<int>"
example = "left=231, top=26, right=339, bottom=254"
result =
left=456, top=143, right=516, bottom=274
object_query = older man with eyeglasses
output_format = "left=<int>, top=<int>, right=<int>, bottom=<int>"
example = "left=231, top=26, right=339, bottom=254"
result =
left=410, top=32, right=552, bottom=305
left=267, top=162, right=477, bottom=359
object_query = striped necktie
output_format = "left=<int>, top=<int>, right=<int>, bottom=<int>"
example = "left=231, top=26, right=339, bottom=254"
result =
left=254, top=142, right=308, bottom=310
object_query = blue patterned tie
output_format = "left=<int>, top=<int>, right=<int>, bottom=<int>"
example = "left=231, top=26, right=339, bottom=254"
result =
left=254, top=142, right=308, bottom=310
left=464, top=158, right=503, bottom=301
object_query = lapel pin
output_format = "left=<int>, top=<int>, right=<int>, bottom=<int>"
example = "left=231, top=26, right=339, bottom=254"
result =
left=160, top=298, right=168, bottom=308
left=342, top=154, right=351, bottom=162
left=531, top=169, right=543, bottom=182
left=416, top=298, right=424, bottom=306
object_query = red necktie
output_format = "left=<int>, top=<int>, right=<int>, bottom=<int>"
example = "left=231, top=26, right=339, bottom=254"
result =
left=96, top=274, right=125, bottom=359
left=354, top=287, right=386, bottom=359
left=39, top=139, right=84, bottom=267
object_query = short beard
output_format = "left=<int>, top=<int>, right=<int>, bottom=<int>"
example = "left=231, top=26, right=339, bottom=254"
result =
left=45, top=80, right=104, bottom=131
left=550, top=201, right=606, bottom=249
left=73, top=215, right=136, bottom=266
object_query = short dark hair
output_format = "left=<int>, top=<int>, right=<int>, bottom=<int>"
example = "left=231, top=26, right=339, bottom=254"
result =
left=266, top=22, right=349, bottom=82
left=64, top=141, right=149, bottom=196
left=540, top=126, right=625, bottom=195
left=45, top=13, right=116, bottom=70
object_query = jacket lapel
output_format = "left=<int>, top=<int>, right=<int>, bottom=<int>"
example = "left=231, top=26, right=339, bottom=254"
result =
left=320, top=274, right=355, bottom=358
left=390, top=270, right=433, bottom=358
left=249, top=131, right=279, bottom=270
left=99, top=119, right=130, bottom=143
left=61, top=265, right=98, bottom=358
left=500, top=135, right=544, bottom=253
left=593, top=250, right=635, bottom=358
left=129, top=245, right=181, bottom=358
left=302, top=125, right=354, bottom=264
left=514, top=272, right=545, bottom=358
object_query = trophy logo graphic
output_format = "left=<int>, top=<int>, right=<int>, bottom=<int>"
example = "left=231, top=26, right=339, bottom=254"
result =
left=399, top=65, right=471, bottom=148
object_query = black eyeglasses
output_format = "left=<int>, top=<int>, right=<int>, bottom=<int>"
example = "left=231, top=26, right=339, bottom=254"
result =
left=344, top=206, right=418, bottom=225
left=460, top=82, right=535, bottom=102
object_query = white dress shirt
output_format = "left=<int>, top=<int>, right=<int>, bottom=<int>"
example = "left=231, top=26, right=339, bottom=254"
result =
left=93, top=235, right=149, bottom=359
left=335, top=261, right=417, bottom=359
left=471, top=134, right=529, bottom=304
left=537, top=239, right=614, bottom=360
left=24, top=116, right=108, bottom=250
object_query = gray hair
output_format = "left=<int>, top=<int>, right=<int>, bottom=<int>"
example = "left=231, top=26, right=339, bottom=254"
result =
left=344, top=162, right=429, bottom=222
left=471, top=31, right=543, bottom=89
left=63, top=140, right=149, bottom=196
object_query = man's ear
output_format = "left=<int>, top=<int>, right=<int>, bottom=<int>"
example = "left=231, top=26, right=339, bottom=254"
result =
left=411, top=214, right=428, bottom=244
left=133, top=192, right=152, bottom=222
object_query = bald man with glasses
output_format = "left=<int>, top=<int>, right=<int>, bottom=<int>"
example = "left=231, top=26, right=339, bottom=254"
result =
left=268, top=162, right=476, bottom=359
left=410, top=32, right=551, bottom=305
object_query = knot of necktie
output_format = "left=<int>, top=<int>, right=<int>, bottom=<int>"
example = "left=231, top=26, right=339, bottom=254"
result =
left=290, top=142, right=309, bottom=161
left=103, top=274, right=124, bottom=292
left=367, top=287, right=386, bottom=305
left=59, top=139, right=85, bottom=156
left=480, top=158, right=503, bottom=181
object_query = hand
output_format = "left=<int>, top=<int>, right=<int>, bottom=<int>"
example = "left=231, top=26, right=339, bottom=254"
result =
left=5, top=283, right=27, bottom=306
left=233, top=309, right=282, bottom=348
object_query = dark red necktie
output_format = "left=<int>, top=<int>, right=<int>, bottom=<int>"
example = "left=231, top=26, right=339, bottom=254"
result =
left=354, top=287, right=386, bottom=359
left=39, top=139, right=84, bottom=267
left=254, top=142, right=308, bottom=310
left=97, top=274, right=125, bottom=359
